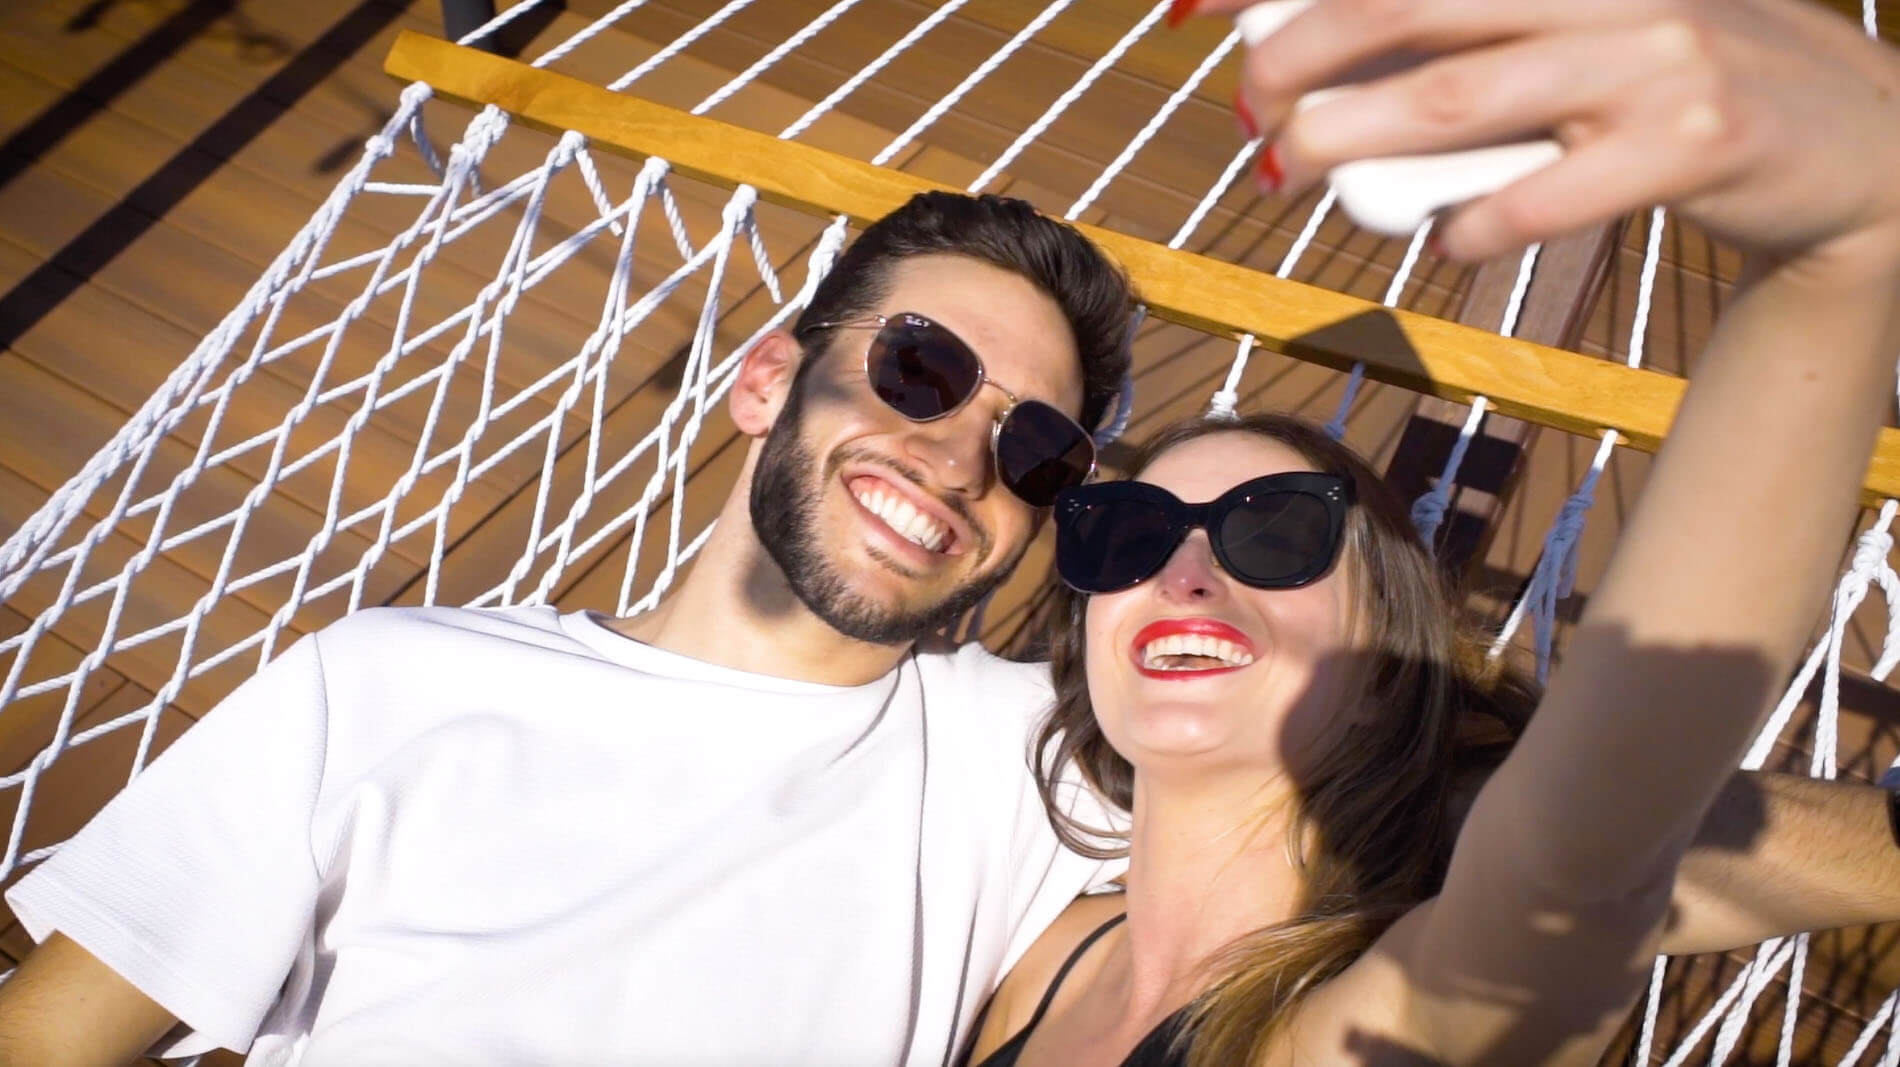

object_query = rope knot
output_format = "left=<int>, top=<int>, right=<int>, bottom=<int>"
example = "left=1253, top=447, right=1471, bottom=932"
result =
left=468, top=105, right=512, bottom=151
left=552, top=129, right=588, bottom=167
left=1092, top=374, right=1138, bottom=447
left=1410, top=488, right=1450, bottom=544
left=1852, top=526, right=1894, bottom=576
left=635, top=156, right=672, bottom=191
left=1548, top=491, right=1597, bottom=597
left=790, top=218, right=852, bottom=313
left=722, top=184, right=760, bottom=227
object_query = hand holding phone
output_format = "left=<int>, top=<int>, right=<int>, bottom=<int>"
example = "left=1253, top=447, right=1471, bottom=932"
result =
left=1236, top=0, right=1563, bottom=236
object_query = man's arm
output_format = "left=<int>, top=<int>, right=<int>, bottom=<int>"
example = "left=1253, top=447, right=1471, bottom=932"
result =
left=1664, top=772, right=1900, bottom=956
left=0, top=933, right=179, bottom=1067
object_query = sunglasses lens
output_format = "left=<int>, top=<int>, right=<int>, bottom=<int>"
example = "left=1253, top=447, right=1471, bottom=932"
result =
left=865, top=319, right=982, bottom=421
left=1215, top=490, right=1335, bottom=586
left=996, top=400, right=1095, bottom=508
left=1056, top=492, right=1179, bottom=593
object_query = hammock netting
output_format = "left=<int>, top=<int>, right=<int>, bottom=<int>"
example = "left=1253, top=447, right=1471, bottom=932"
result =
left=3, top=0, right=1899, bottom=1062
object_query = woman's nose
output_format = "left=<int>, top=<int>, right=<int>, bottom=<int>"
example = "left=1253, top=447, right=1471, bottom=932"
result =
left=1155, top=532, right=1225, bottom=602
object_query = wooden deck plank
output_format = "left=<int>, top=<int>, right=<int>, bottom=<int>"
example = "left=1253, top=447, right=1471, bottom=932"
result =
left=0, top=115, right=627, bottom=536
left=0, top=2, right=945, bottom=264
left=0, top=10, right=690, bottom=416
left=0, top=7, right=733, bottom=284
left=0, top=463, right=282, bottom=719
left=3, top=116, right=617, bottom=393
left=0, top=0, right=410, bottom=140
left=628, top=0, right=1355, bottom=260
left=1574, top=224, right=1733, bottom=377
left=0, top=0, right=1679, bottom=501
left=0, top=0, right=1783, bottom=325
left=0, top=356, right=413, bottom=615
left=0, top=230, right=506, bottom=573
left=0, top=605, right=132, bottom=782
left=0, top=129, right=600, bottom=416
left=399, top=236, right=814, bottom=609
left=0, top=162, right=577, bottom=477
left=0, top=167, right=582, bottom=510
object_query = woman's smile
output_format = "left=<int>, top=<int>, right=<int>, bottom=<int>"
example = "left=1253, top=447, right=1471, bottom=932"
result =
left=1130, top=617, right=1257, bottom=680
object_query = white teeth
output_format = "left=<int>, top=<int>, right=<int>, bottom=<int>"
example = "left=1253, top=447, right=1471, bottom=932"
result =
left=853, top=486, right=949, bottom=552
left=1137, top=633, right=1256, bottom=671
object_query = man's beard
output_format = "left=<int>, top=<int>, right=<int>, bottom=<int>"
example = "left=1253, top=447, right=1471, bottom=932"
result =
left=749, top=381, right=1015, bottom=646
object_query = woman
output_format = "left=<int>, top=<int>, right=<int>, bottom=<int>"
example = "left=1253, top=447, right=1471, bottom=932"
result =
left=965, top=1, right=1900, bottom=1064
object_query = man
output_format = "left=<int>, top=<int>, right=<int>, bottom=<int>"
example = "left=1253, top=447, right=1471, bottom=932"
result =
left=0, top=192, right=1136, bottom=1065
left=1, top=191, right=1897, bottom=1066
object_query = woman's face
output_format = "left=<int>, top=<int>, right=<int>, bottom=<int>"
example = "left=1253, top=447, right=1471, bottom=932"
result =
left=1083, top=432, right=1364, bottom=784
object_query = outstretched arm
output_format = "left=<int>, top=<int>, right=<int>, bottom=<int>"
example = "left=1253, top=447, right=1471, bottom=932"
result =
left=1193, top=0, right=1900, bottom=1061
left=1413, top=243, right=1898, bottom=1058
left=1667, top=773, right=1900, bottom=956
left=1418, top=224, right=1900, bottom=1065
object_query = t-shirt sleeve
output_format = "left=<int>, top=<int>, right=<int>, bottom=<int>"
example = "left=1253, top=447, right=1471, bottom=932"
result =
left=5, top=632, right=332, bottom=1056
left=973, top=652, right=1128, bottom=973
left=999, top=757, right=1127, bottom=971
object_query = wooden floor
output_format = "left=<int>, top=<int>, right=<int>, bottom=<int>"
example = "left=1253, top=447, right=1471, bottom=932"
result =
left=1, top=0, right=1898, bottom=1062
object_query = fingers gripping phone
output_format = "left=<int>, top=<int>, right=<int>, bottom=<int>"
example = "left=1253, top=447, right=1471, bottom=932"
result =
left=1237, top=0, right=1564, bottom=236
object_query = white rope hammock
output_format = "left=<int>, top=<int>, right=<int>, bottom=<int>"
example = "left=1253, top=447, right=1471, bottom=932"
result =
left=2, top=1, right=1896, bottom=1061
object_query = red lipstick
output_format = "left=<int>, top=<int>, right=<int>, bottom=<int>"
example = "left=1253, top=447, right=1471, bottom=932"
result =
left=1130, top=618, right=1257, bottom=681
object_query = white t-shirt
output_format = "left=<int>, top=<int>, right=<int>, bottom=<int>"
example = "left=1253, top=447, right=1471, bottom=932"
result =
left=7, top=606, right=1118, bottom=1066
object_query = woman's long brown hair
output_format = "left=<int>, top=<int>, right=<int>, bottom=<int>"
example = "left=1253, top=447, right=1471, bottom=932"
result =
left=1031, top=412, right=1540, bottom=1067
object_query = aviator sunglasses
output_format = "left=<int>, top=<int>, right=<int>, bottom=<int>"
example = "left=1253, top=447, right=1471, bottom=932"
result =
left=1054, top=472, right=1355, bottom=594
left=800, top=312, right=1098, bottom=508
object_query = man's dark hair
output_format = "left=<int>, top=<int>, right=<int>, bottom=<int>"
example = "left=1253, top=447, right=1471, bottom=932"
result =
left=791, top=192, right=1135, bottom=434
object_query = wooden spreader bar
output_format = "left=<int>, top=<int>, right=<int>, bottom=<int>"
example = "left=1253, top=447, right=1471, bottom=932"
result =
left=384, top=30, right=1900, bottom=506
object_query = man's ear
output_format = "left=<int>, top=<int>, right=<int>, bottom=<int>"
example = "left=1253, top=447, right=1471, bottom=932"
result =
left=730, top=330, right=802, bottom=438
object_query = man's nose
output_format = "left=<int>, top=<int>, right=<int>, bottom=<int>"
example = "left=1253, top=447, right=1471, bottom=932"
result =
left=902, top=407, right=992, bottom=495
left=1155, top=533, right=1226, bottom=602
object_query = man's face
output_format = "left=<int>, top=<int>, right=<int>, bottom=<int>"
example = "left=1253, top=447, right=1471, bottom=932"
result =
left=750, top=254, right=1086, bottom=645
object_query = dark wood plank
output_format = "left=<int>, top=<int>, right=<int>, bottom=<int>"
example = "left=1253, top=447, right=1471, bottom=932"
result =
left=1384, top=221, right=1623, bottom=576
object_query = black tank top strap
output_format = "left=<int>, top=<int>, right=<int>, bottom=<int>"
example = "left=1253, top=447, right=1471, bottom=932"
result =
left=1020, top=911, right=1127, bottom=1035
left=965, top=912, right=1128, bottom=1067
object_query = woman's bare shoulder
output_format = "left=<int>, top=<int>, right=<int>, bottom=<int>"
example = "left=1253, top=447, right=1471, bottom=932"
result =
left=967, top=891, right=1128, bottom=1063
